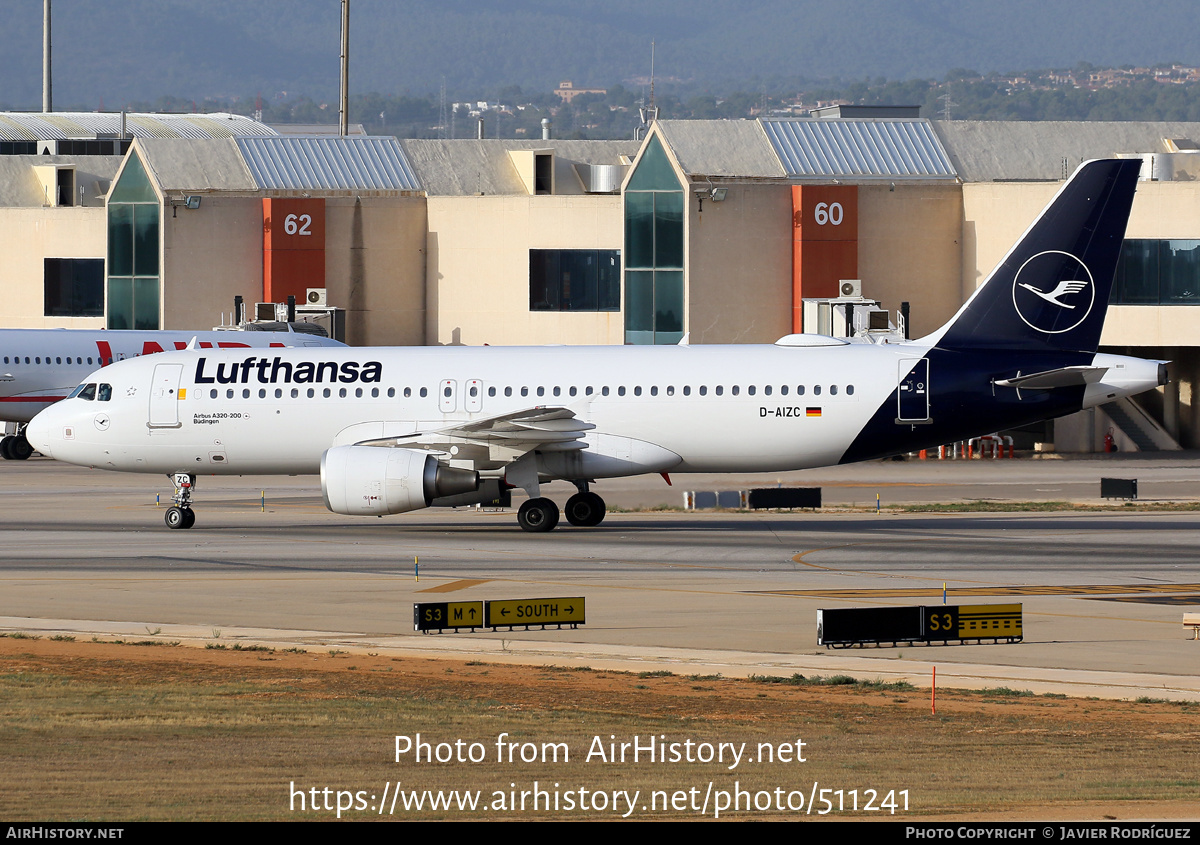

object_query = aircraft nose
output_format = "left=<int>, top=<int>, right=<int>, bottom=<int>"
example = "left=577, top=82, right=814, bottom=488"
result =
left=25, top=410, right=55, bottom=459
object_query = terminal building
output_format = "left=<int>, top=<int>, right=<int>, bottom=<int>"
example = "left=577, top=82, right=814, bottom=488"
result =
left=2, top=109, right=1200, bottom=450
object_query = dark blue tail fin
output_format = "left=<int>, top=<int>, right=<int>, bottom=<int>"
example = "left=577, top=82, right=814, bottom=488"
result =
left=933, top=158, right=1141, bottom=354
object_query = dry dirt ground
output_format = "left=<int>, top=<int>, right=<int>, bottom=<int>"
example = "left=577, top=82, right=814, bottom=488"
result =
left=2, top=637, right=1197, bottom=821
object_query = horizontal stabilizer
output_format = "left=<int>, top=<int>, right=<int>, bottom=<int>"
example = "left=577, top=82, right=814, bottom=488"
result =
left=994, top=366, right=1108, bottom=390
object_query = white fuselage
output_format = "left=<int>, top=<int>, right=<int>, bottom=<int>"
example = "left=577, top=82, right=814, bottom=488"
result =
left=29, top=340, right=923, bottom=476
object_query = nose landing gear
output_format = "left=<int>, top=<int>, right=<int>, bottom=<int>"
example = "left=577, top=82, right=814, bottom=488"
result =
left=165, top=472, right=197, bottom=529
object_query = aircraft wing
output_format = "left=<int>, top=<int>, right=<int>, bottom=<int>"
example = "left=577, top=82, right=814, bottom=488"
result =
left=357, top=407, right=596, bottom=465
left=993, top=366, right=1109, bottom=390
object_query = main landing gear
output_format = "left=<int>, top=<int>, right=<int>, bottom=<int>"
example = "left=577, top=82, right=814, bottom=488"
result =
left=1, top=431, right=34, bottom=460
left=165, top=472, right=197, bottom=530
left=517, top=497, right=560, bottom=532
left=515, top=485, right=607, bottom=533
left=564, top=491, right=605, bottom=527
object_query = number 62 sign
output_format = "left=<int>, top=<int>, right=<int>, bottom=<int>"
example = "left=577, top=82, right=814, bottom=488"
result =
left=263, top=197, right=325, bottom=248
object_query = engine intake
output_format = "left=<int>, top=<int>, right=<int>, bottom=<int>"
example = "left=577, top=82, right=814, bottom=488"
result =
left=321, top=445, right=479, bottom=516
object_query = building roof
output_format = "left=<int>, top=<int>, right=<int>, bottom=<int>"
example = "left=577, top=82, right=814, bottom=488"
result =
left=131, top=136, right=421, bottom=195
left=763, top=118, right=955, bottom=179
left=934, top=121, right=1200, bottom=181
left=0, top=155, right=123, bottom=207
left=270, top=123, right=367, bottom=137
left=401, top=139, right=639, bottom=196
left=237, top=137, right=420, bottom=192
left=652, top=118, right=957, bottom=181
left=0, top=112, right=275, bottom=141
left=135, top=138, right=256, bottom=194
left=653, top=120, right=785, bottom=178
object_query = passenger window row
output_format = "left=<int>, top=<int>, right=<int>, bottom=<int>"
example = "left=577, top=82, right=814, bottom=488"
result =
left=202, top=386, right=397, bottom=400
left=483, top=384, right=855, bottom=397
left=4, top=355, right=107, bottom=365
left=189, top=383, right=855, bottom=401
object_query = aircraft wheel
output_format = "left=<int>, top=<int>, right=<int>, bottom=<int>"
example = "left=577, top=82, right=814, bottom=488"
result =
left=7, top=436, right=33, bottom=461
left=564, top=492, right=606, bottom=527
left=165, top=506, right=191, bottom=530
left=0, top=437, right=11, bottom=460
left=517, top=497, right=560, bottom=532
left=182, top=508, right=196, bottom=529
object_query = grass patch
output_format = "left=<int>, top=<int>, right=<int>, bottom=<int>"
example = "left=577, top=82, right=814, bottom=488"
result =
left=901, top=501, right=1076, bottom=513
left=748, top=673, right=914, bottom=691
left=637, top=670, right=674, bottom=679
left=979, top=687, right=1036, bottom=697
left=898, top=500, right=1200, bottom=513
left=109, top=639, right=180, bottom=647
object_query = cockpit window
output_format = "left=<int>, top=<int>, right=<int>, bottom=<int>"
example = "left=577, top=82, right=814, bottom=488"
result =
left=97, top=383, right=112, bottom=402
left=69, top=383, right=94, bottom=400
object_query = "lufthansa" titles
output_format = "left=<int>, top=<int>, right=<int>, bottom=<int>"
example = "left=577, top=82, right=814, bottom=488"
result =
left=194, top=356, right=383, bottom=385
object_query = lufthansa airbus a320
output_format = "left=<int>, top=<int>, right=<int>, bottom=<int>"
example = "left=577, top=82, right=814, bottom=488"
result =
left=28, top=160, right=1165, bottom=532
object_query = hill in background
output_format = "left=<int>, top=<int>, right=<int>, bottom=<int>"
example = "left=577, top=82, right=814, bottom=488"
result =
left=4, top=0, right=1200, bottom=108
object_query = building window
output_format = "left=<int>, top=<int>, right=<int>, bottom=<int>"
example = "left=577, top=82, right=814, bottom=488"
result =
left=106, top=152, right=160, bottom=329
left=623, top=134, right=684, bottom=345
left=44, top=258, right=104, bottom=317
left=1112, top=240, right=1200, bottom=305
left=529, top=249, right=620, bottom=311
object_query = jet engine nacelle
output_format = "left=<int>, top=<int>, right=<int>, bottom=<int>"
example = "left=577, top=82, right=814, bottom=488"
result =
left=320, top=445, right=479, bottom=516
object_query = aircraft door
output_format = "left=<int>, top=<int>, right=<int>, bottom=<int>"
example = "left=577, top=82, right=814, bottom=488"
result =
left=149, top=363, right=184, bottom=428
left=897, top=358, right=931, bottom=423
left=439, top=379, right=457, bottom=413
left=465, top=379, right=483, bottom=413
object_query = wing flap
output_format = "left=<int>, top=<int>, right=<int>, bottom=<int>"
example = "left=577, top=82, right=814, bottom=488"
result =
left=353, top=406, right=593, bottom=467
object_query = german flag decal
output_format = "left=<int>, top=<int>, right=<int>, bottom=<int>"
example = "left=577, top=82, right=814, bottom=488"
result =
left=806, top=407, right=822, bottom=417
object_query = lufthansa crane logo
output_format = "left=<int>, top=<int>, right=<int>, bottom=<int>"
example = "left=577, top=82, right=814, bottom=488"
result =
left=1011, top=250, right=1095, bottom=334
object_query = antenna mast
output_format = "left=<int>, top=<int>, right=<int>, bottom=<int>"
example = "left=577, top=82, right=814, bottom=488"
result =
left=339, top=0, right=350, bottom=137
left=636, top=41, right=659, bottom=139
left=42, top=0, right=52, bottom=112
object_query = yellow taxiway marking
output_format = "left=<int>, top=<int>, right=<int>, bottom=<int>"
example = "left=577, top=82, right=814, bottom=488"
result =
left=757, top=583, right=1200, bottom=599
left=416, top=579, right=493, bottom=594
